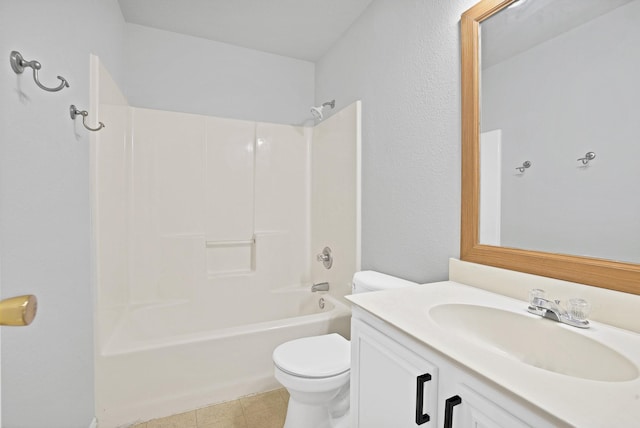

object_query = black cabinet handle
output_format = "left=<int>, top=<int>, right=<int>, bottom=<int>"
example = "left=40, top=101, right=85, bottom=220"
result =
left=415, top=373, right=432, bottom=425
left=444, top=395, right=462, bottom=428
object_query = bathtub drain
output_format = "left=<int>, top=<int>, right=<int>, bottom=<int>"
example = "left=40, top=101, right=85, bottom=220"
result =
left=319, top=297, right=325, bottom=309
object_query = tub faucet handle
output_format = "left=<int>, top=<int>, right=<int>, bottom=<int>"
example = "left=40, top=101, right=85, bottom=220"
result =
left=316, top=247, right=333, bottom=269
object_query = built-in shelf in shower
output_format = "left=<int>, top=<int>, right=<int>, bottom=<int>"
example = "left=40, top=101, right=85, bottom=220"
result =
left=206, top=235, right=256, bottom=276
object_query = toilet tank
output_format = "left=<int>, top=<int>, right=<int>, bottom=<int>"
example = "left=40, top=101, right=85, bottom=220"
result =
left=352, top=270, right=418, bottom=294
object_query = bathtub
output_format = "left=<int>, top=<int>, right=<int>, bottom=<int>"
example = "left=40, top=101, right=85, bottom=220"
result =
left=95, top=290, right=351, bottom=427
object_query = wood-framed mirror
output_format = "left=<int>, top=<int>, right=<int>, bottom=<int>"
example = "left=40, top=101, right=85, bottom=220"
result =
left=460, top=0, right=640, bottom=295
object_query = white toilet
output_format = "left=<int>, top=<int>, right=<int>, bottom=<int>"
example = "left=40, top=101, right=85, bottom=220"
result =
left=273, top=271, right=417, bottom=428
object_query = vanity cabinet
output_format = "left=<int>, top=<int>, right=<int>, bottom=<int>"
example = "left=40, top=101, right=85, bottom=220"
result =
left=351, top=308, right=560, bottom=428
left=351, top=315, right=439, bottom=427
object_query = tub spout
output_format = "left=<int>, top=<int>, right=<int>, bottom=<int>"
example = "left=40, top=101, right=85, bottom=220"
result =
left=311, top=282, right=330, bottom=292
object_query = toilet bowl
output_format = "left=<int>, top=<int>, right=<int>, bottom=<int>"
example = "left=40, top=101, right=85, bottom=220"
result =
left=273, top=333, right=351, bottom=428
left=273, top=271, right=417, bottom=428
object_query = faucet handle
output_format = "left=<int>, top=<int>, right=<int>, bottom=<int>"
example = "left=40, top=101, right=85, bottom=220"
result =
left=528, top=289, right=545, bottom=307
left=316, top=247, right=333, bottom=269
left=567, top=298, right=591, bottom=322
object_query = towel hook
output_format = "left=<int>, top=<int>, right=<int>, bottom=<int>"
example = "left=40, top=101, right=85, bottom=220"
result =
left=70, top=105, right=105, bottom=132
left=10, top=51, right=69, bottom=92
left=577, top=151, right=596, bottom=165
left=515, top=161, right=531, bottom=173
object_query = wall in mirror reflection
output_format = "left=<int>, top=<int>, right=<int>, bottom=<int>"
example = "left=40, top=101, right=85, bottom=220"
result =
left=480, top=0, right=640, bottom=264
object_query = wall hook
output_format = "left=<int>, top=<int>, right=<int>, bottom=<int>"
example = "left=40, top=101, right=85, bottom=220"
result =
left=10, top=50, right=69, bottom=92
left=70, top=105, right=105, bottom=132
left=577, top=152, right=596, bottom=165
left=515, top=161, right=531, bottom=173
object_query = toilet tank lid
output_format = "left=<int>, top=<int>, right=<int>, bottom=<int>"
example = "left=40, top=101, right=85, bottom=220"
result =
left=352, top=270, right=418, bottom=292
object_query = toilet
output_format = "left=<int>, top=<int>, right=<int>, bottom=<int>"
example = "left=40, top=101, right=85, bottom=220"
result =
left=273, top=271, right=417, bottom=428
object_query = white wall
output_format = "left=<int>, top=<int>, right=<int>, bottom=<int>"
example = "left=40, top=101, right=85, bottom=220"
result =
left=93, top=57, right=130, bottom=351
left=0, top=1, right=125, bottom=427
left=482, top=1, right=640, bottom=263
left=124, top=24, right=315, bottom=125
left=124, top=109, right=311, bottom=306
left=311, top=101, right=361, bottom=299
left=315, top=0, right=478, bottom=282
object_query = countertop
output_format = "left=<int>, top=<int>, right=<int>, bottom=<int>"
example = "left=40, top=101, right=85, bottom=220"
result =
left=346, top=281, right=640, bottom=427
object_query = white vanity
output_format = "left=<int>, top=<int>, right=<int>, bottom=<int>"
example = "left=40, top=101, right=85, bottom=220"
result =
left=346, top=260, right=640, bottom=428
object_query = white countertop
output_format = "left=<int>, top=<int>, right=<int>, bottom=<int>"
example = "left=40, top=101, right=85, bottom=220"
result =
left=346, top=281, right=640, bottom=427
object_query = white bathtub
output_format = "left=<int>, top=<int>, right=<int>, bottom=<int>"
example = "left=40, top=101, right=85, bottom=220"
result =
left=95, top=290, right=351, bottom=427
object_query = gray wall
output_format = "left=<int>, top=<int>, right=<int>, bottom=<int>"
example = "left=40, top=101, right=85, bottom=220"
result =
left=482, top=1, right=640, bottom=263
left=316, top=0, right=478, bottom=282
left=124, top=24, right=315, bottom=125
left=0, top=1, right=125, bottom=427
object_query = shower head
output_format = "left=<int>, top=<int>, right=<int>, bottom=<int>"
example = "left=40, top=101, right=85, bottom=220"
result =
left=310, top=99, right=336, bottom=121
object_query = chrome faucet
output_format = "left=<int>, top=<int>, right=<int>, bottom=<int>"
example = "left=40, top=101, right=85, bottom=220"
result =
left=311, top=282, right=330, bottom=292
left=529, top=297, right=565, bottom=321
left=528, top=296, right=590, bottom=329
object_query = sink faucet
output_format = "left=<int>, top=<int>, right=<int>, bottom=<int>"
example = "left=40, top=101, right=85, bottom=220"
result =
left=529, top=297, right=565, bottom=321
left=528, top=295, right=590, bottom=329
left=311, top=282, right=330, bottom=292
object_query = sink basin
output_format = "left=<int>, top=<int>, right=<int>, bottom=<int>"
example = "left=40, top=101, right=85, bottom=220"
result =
left=429, top=303, right=638, bottom=382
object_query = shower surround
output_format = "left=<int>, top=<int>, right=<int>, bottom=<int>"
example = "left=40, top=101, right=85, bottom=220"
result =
left=90, top=58, right=360, bottom=426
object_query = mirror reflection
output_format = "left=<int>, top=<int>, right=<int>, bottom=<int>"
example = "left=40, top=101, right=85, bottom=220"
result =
left=479, top=0, right=640, bottom=263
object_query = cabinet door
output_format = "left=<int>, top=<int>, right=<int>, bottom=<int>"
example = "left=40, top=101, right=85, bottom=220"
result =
left=352, top=318, right=438, bottom=428
left=443, top=384, right=532, bottom=428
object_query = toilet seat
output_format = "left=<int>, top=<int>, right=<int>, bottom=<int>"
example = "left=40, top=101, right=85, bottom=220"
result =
left=273, top=333, right=350, bottom=379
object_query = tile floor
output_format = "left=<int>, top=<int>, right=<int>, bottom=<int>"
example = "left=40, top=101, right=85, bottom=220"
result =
left=131, top=388, right=289, bottom=428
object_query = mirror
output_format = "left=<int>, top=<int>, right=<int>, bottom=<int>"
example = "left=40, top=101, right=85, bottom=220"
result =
left=460, top=0, right=640, bottom=295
